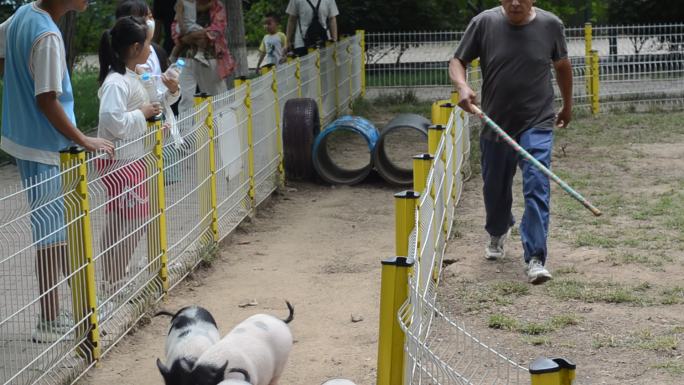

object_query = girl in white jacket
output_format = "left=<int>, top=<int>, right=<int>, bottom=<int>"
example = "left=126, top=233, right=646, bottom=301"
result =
left=96, top=16, right=179, bottom=300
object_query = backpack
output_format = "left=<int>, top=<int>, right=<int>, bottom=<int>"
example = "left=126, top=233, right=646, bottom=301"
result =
left=301, top=0, right=328, bottom=48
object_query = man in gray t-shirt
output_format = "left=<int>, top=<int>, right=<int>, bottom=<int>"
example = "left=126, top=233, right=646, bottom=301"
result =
left=449, top=0, right=573, bottom=284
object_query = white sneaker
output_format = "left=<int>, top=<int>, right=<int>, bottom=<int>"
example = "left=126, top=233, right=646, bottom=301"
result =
left=485, top=228, right=511, bottom=260
left=526, top=257, right=553, bottom=285
left=32, top=309, right=73, bottom=343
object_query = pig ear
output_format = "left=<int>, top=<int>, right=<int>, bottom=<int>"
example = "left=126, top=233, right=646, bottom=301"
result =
left=219, top=361, right=229, bottom=374
left=216, top=361, right=229, bottom=380
left=156, top=358, right=170, bottom=376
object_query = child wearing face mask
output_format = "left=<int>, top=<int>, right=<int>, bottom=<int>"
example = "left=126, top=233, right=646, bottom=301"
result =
left=96, top=16, right=180, bottom=305
left=115, top=0, right=183, bottom=184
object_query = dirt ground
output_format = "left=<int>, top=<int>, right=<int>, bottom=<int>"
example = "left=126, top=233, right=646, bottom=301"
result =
left=81, top=179, right=396, bottom=385
left=80, top=110, right=684, bottom=385
left=440, top=111, right=684, bottom=384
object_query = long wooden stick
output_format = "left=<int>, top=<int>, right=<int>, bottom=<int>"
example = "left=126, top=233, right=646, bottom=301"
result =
left=471, top=105, right=602, bottom=217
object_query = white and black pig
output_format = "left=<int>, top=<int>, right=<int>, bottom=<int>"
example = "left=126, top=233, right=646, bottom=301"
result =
left=189, top=301, right=295, bottom=385
left=155, top=306, right=222, bottom=385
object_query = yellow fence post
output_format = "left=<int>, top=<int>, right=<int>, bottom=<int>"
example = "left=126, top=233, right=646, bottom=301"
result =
left=470, top=59, right=481, bottom=88
left=584, top=22, right=593, bottom=98
left=591, top=49, right=600, bottom=116
left=271, top=67, right=285, bottom=188
left=60, top=147, right=100, bottom=362
left=530, top=357, right=576, bottom=385
left=148, top=120, right=170, bottom=294
left=295, top=57, right=303, bottom=98
left=238, top=78, right=257, bottom=211
left=431, top=99, right=450, bottom=126
left=193, top=94, right=220, bottom=241
left=428, top=124, right=445, bottom=157
left=331, top=41, right=340, bottom=116
left=377, top=190, right=417, bottom=385
left=356, top=30, right=366, bottom=96
left=413, top=154, right=432, bottom=194
left=315, top=49, right=324, bottom=126
left=450, top=90, right=459, bottom=107
left=449, top=92, right=459, bottom=197
left=347, top=41, right=354, bottom=108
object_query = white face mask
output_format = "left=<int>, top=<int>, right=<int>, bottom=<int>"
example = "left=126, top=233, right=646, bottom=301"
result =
left=146, top=19, right=155, bottom=35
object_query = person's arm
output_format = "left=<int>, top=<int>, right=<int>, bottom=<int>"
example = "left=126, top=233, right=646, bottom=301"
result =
left=256, top=37, right=266, bottom=70
left=449, top=58, right=478, bottom=113
left=31, top=33, right=114, bottom=154
left=448, top=17, right=480, bottom=114
left=328, top=16, right=338, bottom=42
left=551, top=20, right=572, bottom=128
left=36, top=92, right=114, bottom=155
left=553, top=58, right=573, bottom=128
left=285, top=15, right=297, bottom=52
left=160, top=73, right=181, bottom=106
left=256, top=52, right=266, bottom=71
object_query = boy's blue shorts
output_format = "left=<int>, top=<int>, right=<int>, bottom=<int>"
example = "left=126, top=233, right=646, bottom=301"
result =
left=16, top=159, right=67, bottom=249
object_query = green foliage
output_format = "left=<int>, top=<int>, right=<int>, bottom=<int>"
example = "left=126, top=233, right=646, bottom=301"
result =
left=74, top=1, right=117, bottom=55
left=606, top=0, right=684, bottom=24
left=70, top=70, right=100, bottom=132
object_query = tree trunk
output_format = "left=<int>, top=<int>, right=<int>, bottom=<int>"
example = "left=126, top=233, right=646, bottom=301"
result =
left=58, top=11, right=77, bottom=74
left=224, top=0, right=248, bottom=79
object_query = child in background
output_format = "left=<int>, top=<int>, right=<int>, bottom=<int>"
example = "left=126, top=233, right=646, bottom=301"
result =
left=170, top=0, right=209, bottom=65
left=256, top=12, right=287, bottom=73
left=96, top=16, right=180, bottom=300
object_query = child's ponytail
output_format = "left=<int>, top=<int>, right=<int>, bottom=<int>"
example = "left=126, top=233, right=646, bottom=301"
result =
left=97, top=16, right=149, bottom=83
left=98, top=29, right=117, bottom=83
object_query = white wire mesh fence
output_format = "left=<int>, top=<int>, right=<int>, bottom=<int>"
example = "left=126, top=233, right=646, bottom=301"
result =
left=0, top=33, right=364, bottom=385
left=366, top=24, right=684, bottom=109
left=398, top=107, right=531, bottom=385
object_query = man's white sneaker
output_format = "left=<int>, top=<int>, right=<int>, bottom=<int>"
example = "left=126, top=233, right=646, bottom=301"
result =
left=485, top=228, right=511, bottom=260
left=526, top=257, right=552, bottom=285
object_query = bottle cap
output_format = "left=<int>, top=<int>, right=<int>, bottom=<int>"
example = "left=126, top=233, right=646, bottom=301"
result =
left=141, top=72, right=151, bottom=81
left=176, top=58, right=186, bottom=68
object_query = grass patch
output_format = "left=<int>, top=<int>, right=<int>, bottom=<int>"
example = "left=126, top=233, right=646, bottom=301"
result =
left=607, top=252, right=661, bottom=268
left=593, top=329, right=680, bottom=352
left=492, top=281, right=530, bottom=297
left=547, top=279, right=650, bottom=305
left=592, top=334, right=620, bottom=349
left=554, top=266, right=579, bottom=275
left=351, top=92, right=432, bottom=118
left=660, top=287, right=684, bottom=305
left=197, top=241, right=220, bottom=268
left=574, top=232, right=617, bottom=248
left=450, top=279, right=531, bottom=312
left=522, top=336, right=551, bottom=346
left=550, top=314, right=582, bottom=328
left=518, top=321, right=554, bottom=335
left=557, top=111, right=684, bottom=147
left=488, top=313, right=581, bottom=336
left=652, top=360, right=684, bottom=375
left=488, top=314, right=518, bottom=331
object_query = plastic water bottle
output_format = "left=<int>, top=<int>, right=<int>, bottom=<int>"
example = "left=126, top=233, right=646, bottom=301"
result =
left=140, top=72, right=160, bottom=103
left=165, top=58, right=186, bottom=82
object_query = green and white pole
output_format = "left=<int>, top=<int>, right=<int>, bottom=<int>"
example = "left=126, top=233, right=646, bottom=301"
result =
left=471, top=105, right=602, bottom=217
